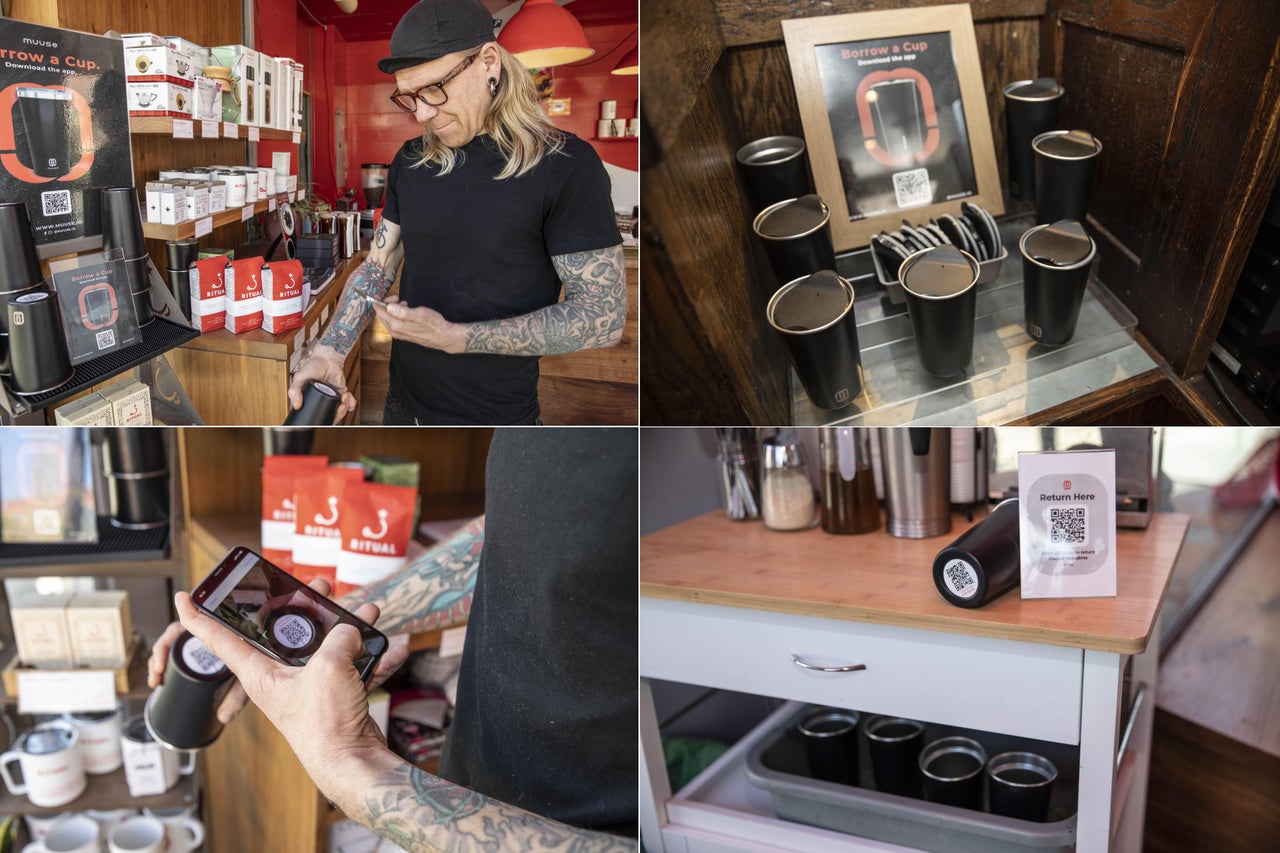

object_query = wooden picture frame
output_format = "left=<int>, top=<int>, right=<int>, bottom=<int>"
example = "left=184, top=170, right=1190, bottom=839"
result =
left=782, top=4, right=1003, bottom=252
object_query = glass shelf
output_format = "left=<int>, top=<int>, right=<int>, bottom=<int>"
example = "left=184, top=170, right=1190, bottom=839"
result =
left=791, top=218, right=1158, bottom=426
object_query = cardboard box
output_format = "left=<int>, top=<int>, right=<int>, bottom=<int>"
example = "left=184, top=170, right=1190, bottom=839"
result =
left=163, top=37, right=209, bottom=70
left=127, top=80, right=194, bottom=117
left=290, top=61, right=304, bottom=132
left=101, top=379, right=152, bottom=426
left=124, top=44, right=197, bottom=82
left=122, top=32, right=167, bottom=48
left=158, top=186, right=188, bottom=225
left=9, top=594, right=73, bottom=668
left=260, top=53, right=276, bottom=129
left=65, top=591, right=132, bottom=667
left=53, top=393, right=115, bottom=425
left=191, top=76, right=222, bottom=122
left=210, top=44, right=261, bottom=126
left=207, top=180, right=226, bottom=214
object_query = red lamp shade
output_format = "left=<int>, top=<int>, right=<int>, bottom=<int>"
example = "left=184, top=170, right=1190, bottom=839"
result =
left=498, top=0, right=596, bottom=68
left=611, top=46, right=638, bottom=75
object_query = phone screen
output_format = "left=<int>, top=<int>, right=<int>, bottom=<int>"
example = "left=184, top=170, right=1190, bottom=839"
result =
left=192, top=546, right=388, bottom=681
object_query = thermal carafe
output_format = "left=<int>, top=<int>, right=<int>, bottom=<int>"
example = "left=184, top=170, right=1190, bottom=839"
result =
left=16, top=87, right=73, bottom=179
left=879, top=427, right=951, bottom=539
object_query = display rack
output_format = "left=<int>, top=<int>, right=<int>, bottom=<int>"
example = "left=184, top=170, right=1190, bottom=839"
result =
left=140, top=191, right=306, bottom=242
left=0, top=519, right=168, bottom=570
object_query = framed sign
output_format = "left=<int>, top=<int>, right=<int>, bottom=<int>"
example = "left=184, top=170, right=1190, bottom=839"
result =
left=782, top=5, right=1003, bottom=252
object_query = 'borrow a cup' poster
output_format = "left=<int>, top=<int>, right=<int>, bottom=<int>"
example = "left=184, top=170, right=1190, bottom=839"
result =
left=813, top=32, right=977, bottom=221
left=0, top=19, right=131, bottom=256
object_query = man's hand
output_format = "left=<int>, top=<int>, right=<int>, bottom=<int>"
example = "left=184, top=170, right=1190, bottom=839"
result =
left=288, top=345, right=356, bottom=418
left=370, top=297, right=467, bottom=354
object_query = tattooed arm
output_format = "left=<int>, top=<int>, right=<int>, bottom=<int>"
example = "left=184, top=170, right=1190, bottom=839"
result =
left=287, top=217, right=405, bottom=416
left=371, top=243, right=627, bottom=356
left=340, top=516, right=484, bottom=636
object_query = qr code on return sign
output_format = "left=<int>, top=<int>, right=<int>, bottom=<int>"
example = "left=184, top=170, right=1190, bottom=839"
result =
left=41, top=189, right=72, bottom=217
left=892, top=168, right=932, bottom=208
left=1049, top=506, right=1087, bottom=544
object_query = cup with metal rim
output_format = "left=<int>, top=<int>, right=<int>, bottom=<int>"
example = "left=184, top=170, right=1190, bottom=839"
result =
left=897, top=245, right=981, bottom=378
left=1019, top=220, right=1098, bottom=346
left=986, top=750, right=1058, bottom=821
left=766, top=270, right=863, bottom=410
left=753, top=194, right=836, bottom=293
left=736, top=135, right=811, bottom=211
left=796, top=707, right=861, bottom=786
left=919, top=735, right=987, bottom=809
left=864, top=715, right=925, bottom=797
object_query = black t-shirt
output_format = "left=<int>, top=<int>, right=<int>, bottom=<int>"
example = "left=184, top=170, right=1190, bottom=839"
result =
left=383, top=133, right=622, bottom=424
left=438, top=428, right=637, bottom=837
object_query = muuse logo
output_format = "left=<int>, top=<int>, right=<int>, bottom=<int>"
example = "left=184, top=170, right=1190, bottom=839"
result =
left=1063, top=480, right=1072, bottom=491
left=349, top=507, right=397, bottom=555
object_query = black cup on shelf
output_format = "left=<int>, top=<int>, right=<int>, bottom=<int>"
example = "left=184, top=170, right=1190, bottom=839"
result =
left=101, top=187, right=148, bottom=258
left=1032, top=130, right=1102, bottom=224
left=864, top=715, right=925, bottom=798
left=125, top=256, right=154, bottom=326
left=109, top=471, right=169, bottom=529
left=736, top=135, right=812, bottom=212
left=987, top=751, right=1058, bottom=821
left=0, top=202, right=44, bottom=295
left=164, top=238, right=200, bottom=271
left=106, top=426, right=167, bottom=474
left=263, top=427, right=317, bottom=456
left=919, top=736, right=987, bottom=810
left=1002, top=78, right=1064, bottom=202
left=144, top=631, right=234, bottom=751
left=899, top=245, right=981, bottom=377
left=284, top=380, right=342, bottom=426
left=753, top=195, right=836, bottom=292
left=1020, top=220, right=1097, bottom=347
left=166, top=267, right=192, bottom=319
left=5, top=290, right=73, bottom=395
left=766, top=270, right=863, bottom=410
left=796, top=708, right=860, bottom=786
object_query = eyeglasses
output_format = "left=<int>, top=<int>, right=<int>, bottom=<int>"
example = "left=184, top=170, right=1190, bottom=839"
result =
left=389, top=53, right=478, bottom=112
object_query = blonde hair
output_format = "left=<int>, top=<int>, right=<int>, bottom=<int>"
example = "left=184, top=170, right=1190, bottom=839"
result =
left=410, top=44, right=565, bottom=179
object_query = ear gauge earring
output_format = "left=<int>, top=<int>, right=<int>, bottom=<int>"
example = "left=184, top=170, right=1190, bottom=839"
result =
left=488, top=77, right=499, bottom=97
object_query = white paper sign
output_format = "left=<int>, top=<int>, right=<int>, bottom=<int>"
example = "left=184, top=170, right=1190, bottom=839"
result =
left=1018, top=449, right=1117, bottom=599
left=194, top=217, right=213, bottom=238
left=171, top=119, right=193, bottom=139
left=292, top=131, right=301, bottom=144
left=17, top=670, right=116, bottom=714
left=248, top=126, right=260, bottom=141
left=439, top=625, right=468, bottom=659
left=241, top=204, right=255, bottom=222
left=223, top=121, right=238, bottom=138
left=269, top=198, right=277, bottom=212
left=201, top=120, right=220, bottom=138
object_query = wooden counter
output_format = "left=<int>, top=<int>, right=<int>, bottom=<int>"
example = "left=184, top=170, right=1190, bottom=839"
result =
left=642, top=510, right=1190, bottom=654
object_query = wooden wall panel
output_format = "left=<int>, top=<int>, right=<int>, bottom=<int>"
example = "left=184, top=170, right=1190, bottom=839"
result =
left=1043, top=0, right=1280, bottom=377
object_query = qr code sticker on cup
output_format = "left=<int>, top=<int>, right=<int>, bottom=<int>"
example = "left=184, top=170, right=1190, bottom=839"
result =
left=1049, top=506, right=1087, bottom=544
left=41, top=189, right=72, bottom=217
left=892, top=168, right=932, bottom=208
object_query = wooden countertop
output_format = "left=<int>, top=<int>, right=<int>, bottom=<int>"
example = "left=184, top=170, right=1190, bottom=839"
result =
left=641, top=510, right=1190, bottom=654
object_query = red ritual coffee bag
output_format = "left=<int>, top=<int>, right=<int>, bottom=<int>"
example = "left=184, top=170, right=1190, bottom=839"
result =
left=334, top=480, right=417, bottom=597
left=262, top=259, right=305, bottom=333
left=188, top=256, right=228, bottom=332
left=261, top=454, right=329, bottom=573
left=292, top=466, right=366, bottom=587
left=226, top=257, right=264, bottom=333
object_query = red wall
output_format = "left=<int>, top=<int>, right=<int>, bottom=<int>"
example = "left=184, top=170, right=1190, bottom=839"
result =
left=340, top=39, right=422, bottom=208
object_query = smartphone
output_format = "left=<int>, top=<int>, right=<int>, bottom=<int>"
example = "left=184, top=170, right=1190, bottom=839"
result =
left=191, top=546, right=389, bottom=682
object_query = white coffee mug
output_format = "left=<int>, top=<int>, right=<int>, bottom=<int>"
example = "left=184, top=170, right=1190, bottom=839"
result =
left=121, top=716, right=195, bottom=797
left=0, top=721, right=87, bottom=808
left=108, top=816, right=166, bottom=853
left=63, top=707, right=124, bottom=774
left=142, top=806, right=204, bottom=852
left=86, top=808, right=139, bottom=839
left=20, top=814, right=99, bottom=853
left=22, top=812, right=68, bottom=843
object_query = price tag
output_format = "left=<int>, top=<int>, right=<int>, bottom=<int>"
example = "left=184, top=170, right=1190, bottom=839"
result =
left=292, top=131, right=301, bottom=144
left=269, top=198, right=277, bottom=212
left=171, top=119, right=194, bottom=139
left=248, top=126, right=260, bottom=141
left=18, top=670, right=116, bottom=714
left=241, top=204, right=255, bottom=222
left=223, top=121, right=238, bottom=138
left=296, top=190, right=305, bottom=203
left=201, top=120, right=220, bottom=138
left=194, top=217, right=213, bottom=238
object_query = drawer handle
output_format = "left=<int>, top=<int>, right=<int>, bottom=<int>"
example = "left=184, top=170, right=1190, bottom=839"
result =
left=790, top=653, right=866, bottom=673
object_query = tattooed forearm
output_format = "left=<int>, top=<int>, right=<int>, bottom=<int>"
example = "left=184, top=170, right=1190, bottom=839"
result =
left=362, top=764, right=635, bottom=853
left=462, top=245, right=626, bottom=356
left=317, top=257, right=399, bottom=355
left=341, top=516, right=484, bottom=635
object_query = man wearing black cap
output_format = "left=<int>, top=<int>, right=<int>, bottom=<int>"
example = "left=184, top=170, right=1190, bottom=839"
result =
left=288, top=0, right=626, bottom=425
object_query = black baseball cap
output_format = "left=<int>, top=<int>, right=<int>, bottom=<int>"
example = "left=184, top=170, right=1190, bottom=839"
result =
left=377, top=0, right=498, bottom=74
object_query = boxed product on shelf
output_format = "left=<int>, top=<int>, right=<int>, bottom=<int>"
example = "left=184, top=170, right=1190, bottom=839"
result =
left=189, top=255, right=229, bottom=333
left=101, top=378, right=153, bottom=426
left=124, top=43, right=198, bottom=82
left=53, top=392, right=115, bottom=425
left=122, top=32, right=167, bottom=48
left=273, top=57, right=292, bottom=130
left=66, top=590, right=132, bottom=667
left=9, top=593, right=74, bottom=668
left=192, top=75, right=222, bottom=122
left=207, top=179, right=226, bottom=214
left=163, top=36, right=210, bottom=70
left=127, top=79, right=194, bottom=117
left=178, top=180, right=210, bottom=220
left=260, top=52, right=277, bottom=129
left=226, top=258, right=265, bottom=333
left=158, top=184, right=189, bottom=225
left=210, top=44, right=261, bottom=126
left=290, top=61, right=305, bottom=132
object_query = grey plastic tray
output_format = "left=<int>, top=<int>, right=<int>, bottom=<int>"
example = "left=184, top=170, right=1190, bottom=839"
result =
left=744, top=704, right=1079, bottom=852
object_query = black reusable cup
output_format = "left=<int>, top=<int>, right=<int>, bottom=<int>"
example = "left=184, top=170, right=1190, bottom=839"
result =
left=797, top=708, right=860, bottom=786
left=987, top=751, right=1058, bottom=821
left=0, top=202, right=44, bottom=297
left=933, top=498, right=1021, bottom=608
left=109, top=471, right=169, bottom=529
left=125, top=256, right=154, bottom=326
left=145, top=631, right=235, bottom=751
left=766, top=271, right=863, bottom=410
left=284, top=379, right=342, bottom=426
left=1020, top=220, right=1097, bottom=346
left=263, top=427, right=317, bottom=456
left=1032, top=130, right=1102, bottom=224
left=5, top=290, right=73, bottom=395
left=106, top=426, right=167, bottom=474
left=920, top=736, right=987, bottom=810
left=101, top=187, right=148, bottom=258
left=864, top=715, right=925, bottom=797
left=165, top=238, right=199, bottom=271
left=1002, top=78, right=1064, bottom=202
left=753, top=195, right=836, bottom=292
left=166, top=267, right=192, bottom=319
left=736, top=136, right=811, bottom=212
left=898, top=245, right=980, bottom=377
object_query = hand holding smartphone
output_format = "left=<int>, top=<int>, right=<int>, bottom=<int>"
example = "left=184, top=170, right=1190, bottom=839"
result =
left=191, top=546, right=389, bottom=682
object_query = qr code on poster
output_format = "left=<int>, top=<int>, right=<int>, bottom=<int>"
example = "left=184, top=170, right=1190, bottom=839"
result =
left=95, top=329, right=116, bottom=350
left=41, top=189, right=72, bottom=217
left=1049, top=506, right=1087, bottom=544
left=892, top=168, right=932, bottom=208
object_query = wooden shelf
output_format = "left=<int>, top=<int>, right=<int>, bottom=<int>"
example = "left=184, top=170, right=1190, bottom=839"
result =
left=0, top=639, right=153, bottom=707
left=130, top=116, right=305, bottom=142
left=0, top=764, right=198, bottom=818
left=141, top=192, right=303, bottom=242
